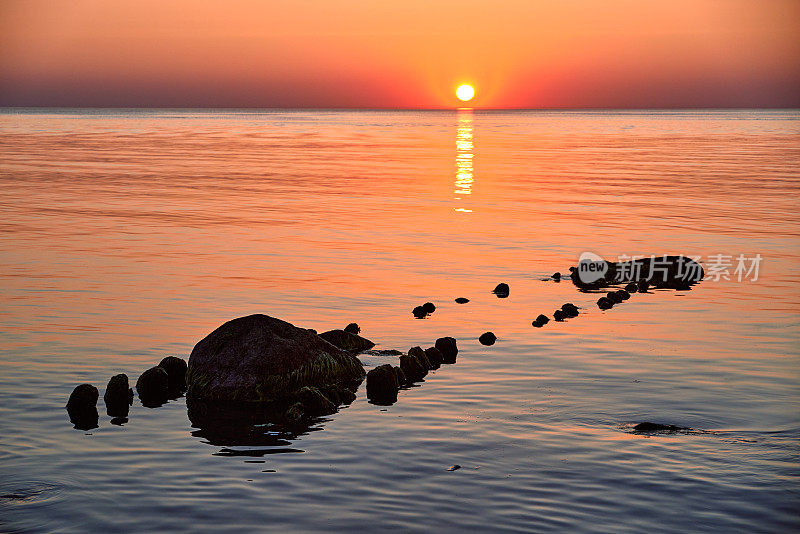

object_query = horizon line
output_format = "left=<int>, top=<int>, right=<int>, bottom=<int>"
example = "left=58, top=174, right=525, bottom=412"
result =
left=2, top=105, right=799, bottom=112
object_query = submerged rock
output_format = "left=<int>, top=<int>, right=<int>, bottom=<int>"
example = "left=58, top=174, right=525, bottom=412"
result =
left=632, top=422, right=690, bottom=433
left=400, top=354, right=427, bottom=383
left=136, top=366, right=170, bottom=407
left=455, top=297, right=470, bottom=304
left=318, top=329, right=375, bottom=353
left=103, top=374, right=133, bottom=417
left=435, top=337, right=458, bottom=364
left=186, top=314, right=365, bottom=404
left=422, top=302, right=436, bottom=314
left=66, top=384, right=98, bottom=411
left=424, top=347, right=444, bottom=369
left=479, top=332, right=497, bottom=345
left=158, top=356, right=188, bottom=392
left=366, top=364, right=399, bottom=404
left=344, top=323, right=361, bottom=335
left=553, top=309, right=566, bottom=321
left=493, top=283, right=510, bottom=298
left=412, top=306, right=428, bottom=319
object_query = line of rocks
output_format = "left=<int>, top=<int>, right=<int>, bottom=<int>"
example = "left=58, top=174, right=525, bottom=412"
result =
left=65, top=355, right=188, bottom=430
left=366, top=336, right=458, bottom=405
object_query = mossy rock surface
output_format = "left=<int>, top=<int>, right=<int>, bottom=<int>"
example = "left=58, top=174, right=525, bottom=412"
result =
left=187, top=314, right=365, bottom=403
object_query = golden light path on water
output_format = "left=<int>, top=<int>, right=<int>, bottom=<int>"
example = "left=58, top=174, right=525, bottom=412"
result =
left=454, top=109, right=474, bottom=212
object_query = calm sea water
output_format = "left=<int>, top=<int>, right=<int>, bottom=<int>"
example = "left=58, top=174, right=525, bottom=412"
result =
left=1, top=109, right=799, bottom=532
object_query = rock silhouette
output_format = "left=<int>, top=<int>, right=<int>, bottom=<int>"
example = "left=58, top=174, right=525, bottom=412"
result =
left=435, top=337, right=458, bottom=364
left=318, top=329, right=375, bottom=353
left=103, top=374, right=133, bottom=417
left=136, top=366, right=170, bottom=407
left=158, top=356, right=188, bottom=393
left=479, top=332, right=497, bottom=345
left=493, top=283, right=510, bottom=298
left=366, top=364, right=400, bottom=404
left=66, top=384, right=99, bottom=431
left=186, top=314, right=365, bottom=404
left=422, top=302, right=436, bottom=314
left=455, top=297, right=470, bottom=304
left=344, top=323, right=361, bottom=335
left=571, top=255, right=704, bottom=291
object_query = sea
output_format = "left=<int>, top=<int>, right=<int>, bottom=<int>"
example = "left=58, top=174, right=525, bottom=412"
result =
left=1, top=108, right=798, bottom=532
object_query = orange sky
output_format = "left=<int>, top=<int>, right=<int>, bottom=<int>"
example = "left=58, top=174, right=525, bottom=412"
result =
left=1, top=0, right=798, bottom=108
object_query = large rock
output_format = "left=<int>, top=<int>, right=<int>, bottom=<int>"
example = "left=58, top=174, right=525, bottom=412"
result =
left=158, top=356, right=188, bottom=392
left=318, top=329, right=375, bottom=353
left=186, top=314, right=365, bottom=404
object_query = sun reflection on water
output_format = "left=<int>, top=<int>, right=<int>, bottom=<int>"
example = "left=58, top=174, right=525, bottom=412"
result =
left=454, top=109, right=474, bottom=212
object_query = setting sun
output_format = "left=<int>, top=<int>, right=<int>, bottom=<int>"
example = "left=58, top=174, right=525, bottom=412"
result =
left=456, top=84, right=475, bottom=102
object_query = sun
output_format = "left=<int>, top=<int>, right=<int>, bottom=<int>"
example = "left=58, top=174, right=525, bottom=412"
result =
left=456, top=84, right=475, bottom=102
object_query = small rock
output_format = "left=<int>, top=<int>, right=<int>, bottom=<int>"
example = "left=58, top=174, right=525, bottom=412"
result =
left=103, top=374, right=133, bottom=417
left=624, top=282, right=638, bottom=293
left=285, top=402, right=305, bottom=424
left=393, top=366, right=406, bottom=386
left=366, top=364, right=399, bottom=404
left=617, top=290, right=631, bottom=301
left=344, top=323, right=361, bottom=335
left=297, top=386, right=337, bottom=416
left=561, top=303, right=579, bottom=317
left=552, top=272, right=561, bottom=280
left=608, top=291, right=624, bottom=304
left=493, top=283, right=510, bottom=297
left=66, top=383, right=99, bottom=411
left=597, top=296, right=614, bottom=310
left=479, top=332, right=497, bottom=345
left=422, top=302, right=436, bottom=314
left=435, top=337, right=459, bottom=364
left=158, top=356, right=188, bottom=392
left=400, top=354, right=427, bottom=382
left=637, top=280, right=650, bottom=292
left=424, top=347, right=444, bottom=369
left=412, top=306, right=428, bottom=319
left=447, top=465, right=461, bottom=471
left=536, top=314, right=550, bottom=325
left=408, top=346, right=432, bottom=370
left=319, top=329, right=375, bottom=353
left=455, top=297, right=470, bottom=304
left=136, top=366, right=170, bottom=407
left=553, top=310, right=566, bottom=321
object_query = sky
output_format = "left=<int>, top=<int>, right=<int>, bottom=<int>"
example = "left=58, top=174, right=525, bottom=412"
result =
left=1, top=0, right=798, bottom=108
